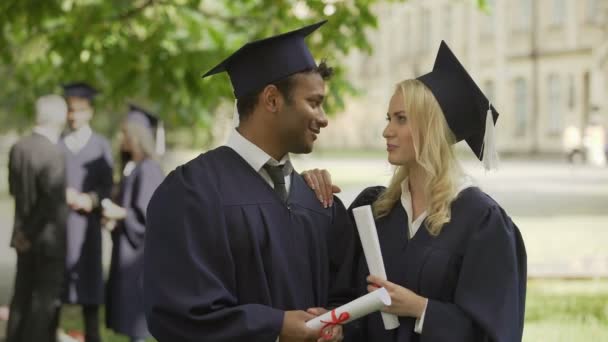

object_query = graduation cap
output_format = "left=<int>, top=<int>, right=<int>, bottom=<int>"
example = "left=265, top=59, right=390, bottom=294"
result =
left=417, top=41, right=499, bottom=169
left=62, top=82, right=99, bottom=100
left=127, top=103, right=165, bottom=155
left=202, top=20, right=327, bottom=99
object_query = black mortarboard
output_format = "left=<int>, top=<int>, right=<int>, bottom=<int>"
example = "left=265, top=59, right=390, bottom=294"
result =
left=202, top=20, right=327, bottom=99
left=62, top=82, right=99, bottom=100
left=127, top=103, right=165, bottom=155
left=417, top=41, right=499, bottom=168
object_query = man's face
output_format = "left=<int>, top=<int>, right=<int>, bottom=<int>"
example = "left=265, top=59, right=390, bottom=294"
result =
left=276, top=72, right=328, bottom=154
left=66, top=96, right=93, bottom=130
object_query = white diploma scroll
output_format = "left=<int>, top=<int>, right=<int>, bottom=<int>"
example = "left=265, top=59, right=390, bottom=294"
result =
left=305, top=287, right=391, bottom=331
left=352, top=205, right=400, bottom=330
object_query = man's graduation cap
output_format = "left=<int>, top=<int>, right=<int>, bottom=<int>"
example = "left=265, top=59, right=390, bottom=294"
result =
left=202, top=20, right=327, bottom=99
left=417, top=41, right=499, bottom=169
left=127, top=104, right=165, bottom=155
left=63, top=82, right=99, bottom=100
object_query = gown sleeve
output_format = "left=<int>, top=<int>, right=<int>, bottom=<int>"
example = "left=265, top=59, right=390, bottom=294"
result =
left=421, top=205, right=527, bottom=342
left=341, top=186, right=386, bottom=341
left=349, top=186, right=386, bottom=211
left=143, top=166, right=284, bottom=342
left=327, top=195, right=360, bottom=309
left=122, top=161, right=164, bottom=248
left=89, top=137, right=114, bottom=208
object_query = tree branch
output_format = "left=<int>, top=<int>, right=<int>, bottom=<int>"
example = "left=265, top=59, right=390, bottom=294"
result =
left=197, top=8, right=249, bottom=26
left=115, top=0, right=156, bottom=21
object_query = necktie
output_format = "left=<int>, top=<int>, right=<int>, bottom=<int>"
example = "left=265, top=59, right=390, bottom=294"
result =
left=263, top=164, right=288, bottom=202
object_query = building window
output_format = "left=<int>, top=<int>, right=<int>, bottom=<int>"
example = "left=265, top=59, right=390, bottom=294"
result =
left=443, top=5, right=453, bottom=43
left=586, top=0, right=599, bottom=23
left=514, top=0, right=532, bottom=31
left=481, top=0, right=495, bottom=37
left=568, top=75, right=576, bottom=109
left=514, top=78, right=528, bottom=137
left=421, top=9, right=431, bottom=52
left=552, top=0, right=565, bottom=26
left=403, top=12, right=410, bottom=57
left=484, top=80, right=495, bottom=103
left=547, top=74, right=563, bottom=135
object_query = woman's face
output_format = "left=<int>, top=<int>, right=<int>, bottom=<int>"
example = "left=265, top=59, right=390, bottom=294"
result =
left=383, top=88, right=416, bottom=166
left=119, top=124, right=134, bottom=153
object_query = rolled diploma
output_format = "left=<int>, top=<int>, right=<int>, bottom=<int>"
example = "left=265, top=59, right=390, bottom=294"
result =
left=306, top=287, right=391, bottom=330
left=352, top=205, right=400, bottom=330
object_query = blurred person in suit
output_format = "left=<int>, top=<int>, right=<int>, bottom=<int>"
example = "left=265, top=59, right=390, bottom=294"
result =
left=6, top=94, right=69, bottom=342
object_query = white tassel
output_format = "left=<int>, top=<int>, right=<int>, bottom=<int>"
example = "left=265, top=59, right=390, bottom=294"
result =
left=155, top=121, right=166, bottom=156
left=232, top=99, right=240, bottom=128
left=482, top=102, right=499, bottom=170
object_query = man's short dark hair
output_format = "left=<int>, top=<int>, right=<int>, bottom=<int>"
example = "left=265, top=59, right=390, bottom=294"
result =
left=236, top=60, right=333, bottom=120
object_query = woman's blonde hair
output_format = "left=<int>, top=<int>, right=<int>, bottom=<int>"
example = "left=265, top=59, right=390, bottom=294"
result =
left=372, top=79, right=463, bottom=236
left=123, top=120, right=158, bottom=161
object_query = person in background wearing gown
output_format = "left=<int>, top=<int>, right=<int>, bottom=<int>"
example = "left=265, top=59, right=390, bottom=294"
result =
left=59, top=82, right=114, bottom=342
left=102, top=104, right=165, bottom=342
left=303, top=41, right=527, bottom=342
left=6, top=95, right=69, bottom=342
left=144, top=20, right=355, bottom=342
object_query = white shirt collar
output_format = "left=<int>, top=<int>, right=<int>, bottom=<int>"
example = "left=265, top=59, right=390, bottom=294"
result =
left=400, top=176, right=474, bottom=238
left=33, top=126, right=61, bottom=144
left=64, top=124, right=93, bottom=153
left=400, top=178, right=428, bottom=239
left=66, top=124, right=92, bottom=141
left=225, top=128, right=292, bottom=172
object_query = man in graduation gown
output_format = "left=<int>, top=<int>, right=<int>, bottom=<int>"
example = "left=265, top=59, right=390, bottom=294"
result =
left=6, top=95, right=69, bottom=342
left=59, top=82, right=114, bottom=342
left=144, top=20, right=356, bottom=342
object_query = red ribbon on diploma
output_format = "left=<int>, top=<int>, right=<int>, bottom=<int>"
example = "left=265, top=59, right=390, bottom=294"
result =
left=319, top=309, right=350, bottom=339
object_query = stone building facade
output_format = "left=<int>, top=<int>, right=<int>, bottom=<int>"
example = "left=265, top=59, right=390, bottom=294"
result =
left=318, top=0, right=608, bottom=155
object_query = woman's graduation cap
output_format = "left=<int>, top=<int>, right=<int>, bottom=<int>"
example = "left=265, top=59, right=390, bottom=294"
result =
left=127, top=104, right=165, bottom=155
left=202, top=20, right=327, bottom=99
left=417, top=41, right=499, bottom=170
left=63, top=82, right=99, bottom=100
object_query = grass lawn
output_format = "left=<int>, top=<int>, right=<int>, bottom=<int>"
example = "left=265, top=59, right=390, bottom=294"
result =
left=59, top=305, right=154, bottom=342
left=524, top=279, right=608, bottom=341
left=54, top=279, right=608, bottom=342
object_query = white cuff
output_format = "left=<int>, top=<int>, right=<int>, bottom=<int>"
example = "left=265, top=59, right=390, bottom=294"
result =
left=414, top=298, right=428, bottom=334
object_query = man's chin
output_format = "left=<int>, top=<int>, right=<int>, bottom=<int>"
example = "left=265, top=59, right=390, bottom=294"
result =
left=292, top=143, right=314, bottom=155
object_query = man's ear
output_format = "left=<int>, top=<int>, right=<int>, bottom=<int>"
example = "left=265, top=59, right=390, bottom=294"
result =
left=261, top=85, right=284, bottom=113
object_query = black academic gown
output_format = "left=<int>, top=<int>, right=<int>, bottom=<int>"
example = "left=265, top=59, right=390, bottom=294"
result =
left=106, top=159, right=164, bottom=338
left=6, top=132, right=68, bottom=342
left=59, top=133, right=113, bottom=305
left=144, top=146, right=356, bottom=342
left=345, top=186, right=527, bottom=342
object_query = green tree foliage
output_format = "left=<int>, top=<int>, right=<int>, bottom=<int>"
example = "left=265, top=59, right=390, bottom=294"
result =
left=0, top=0, right=388, bottom=143
left=0, top=0, right=486, bottom=145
